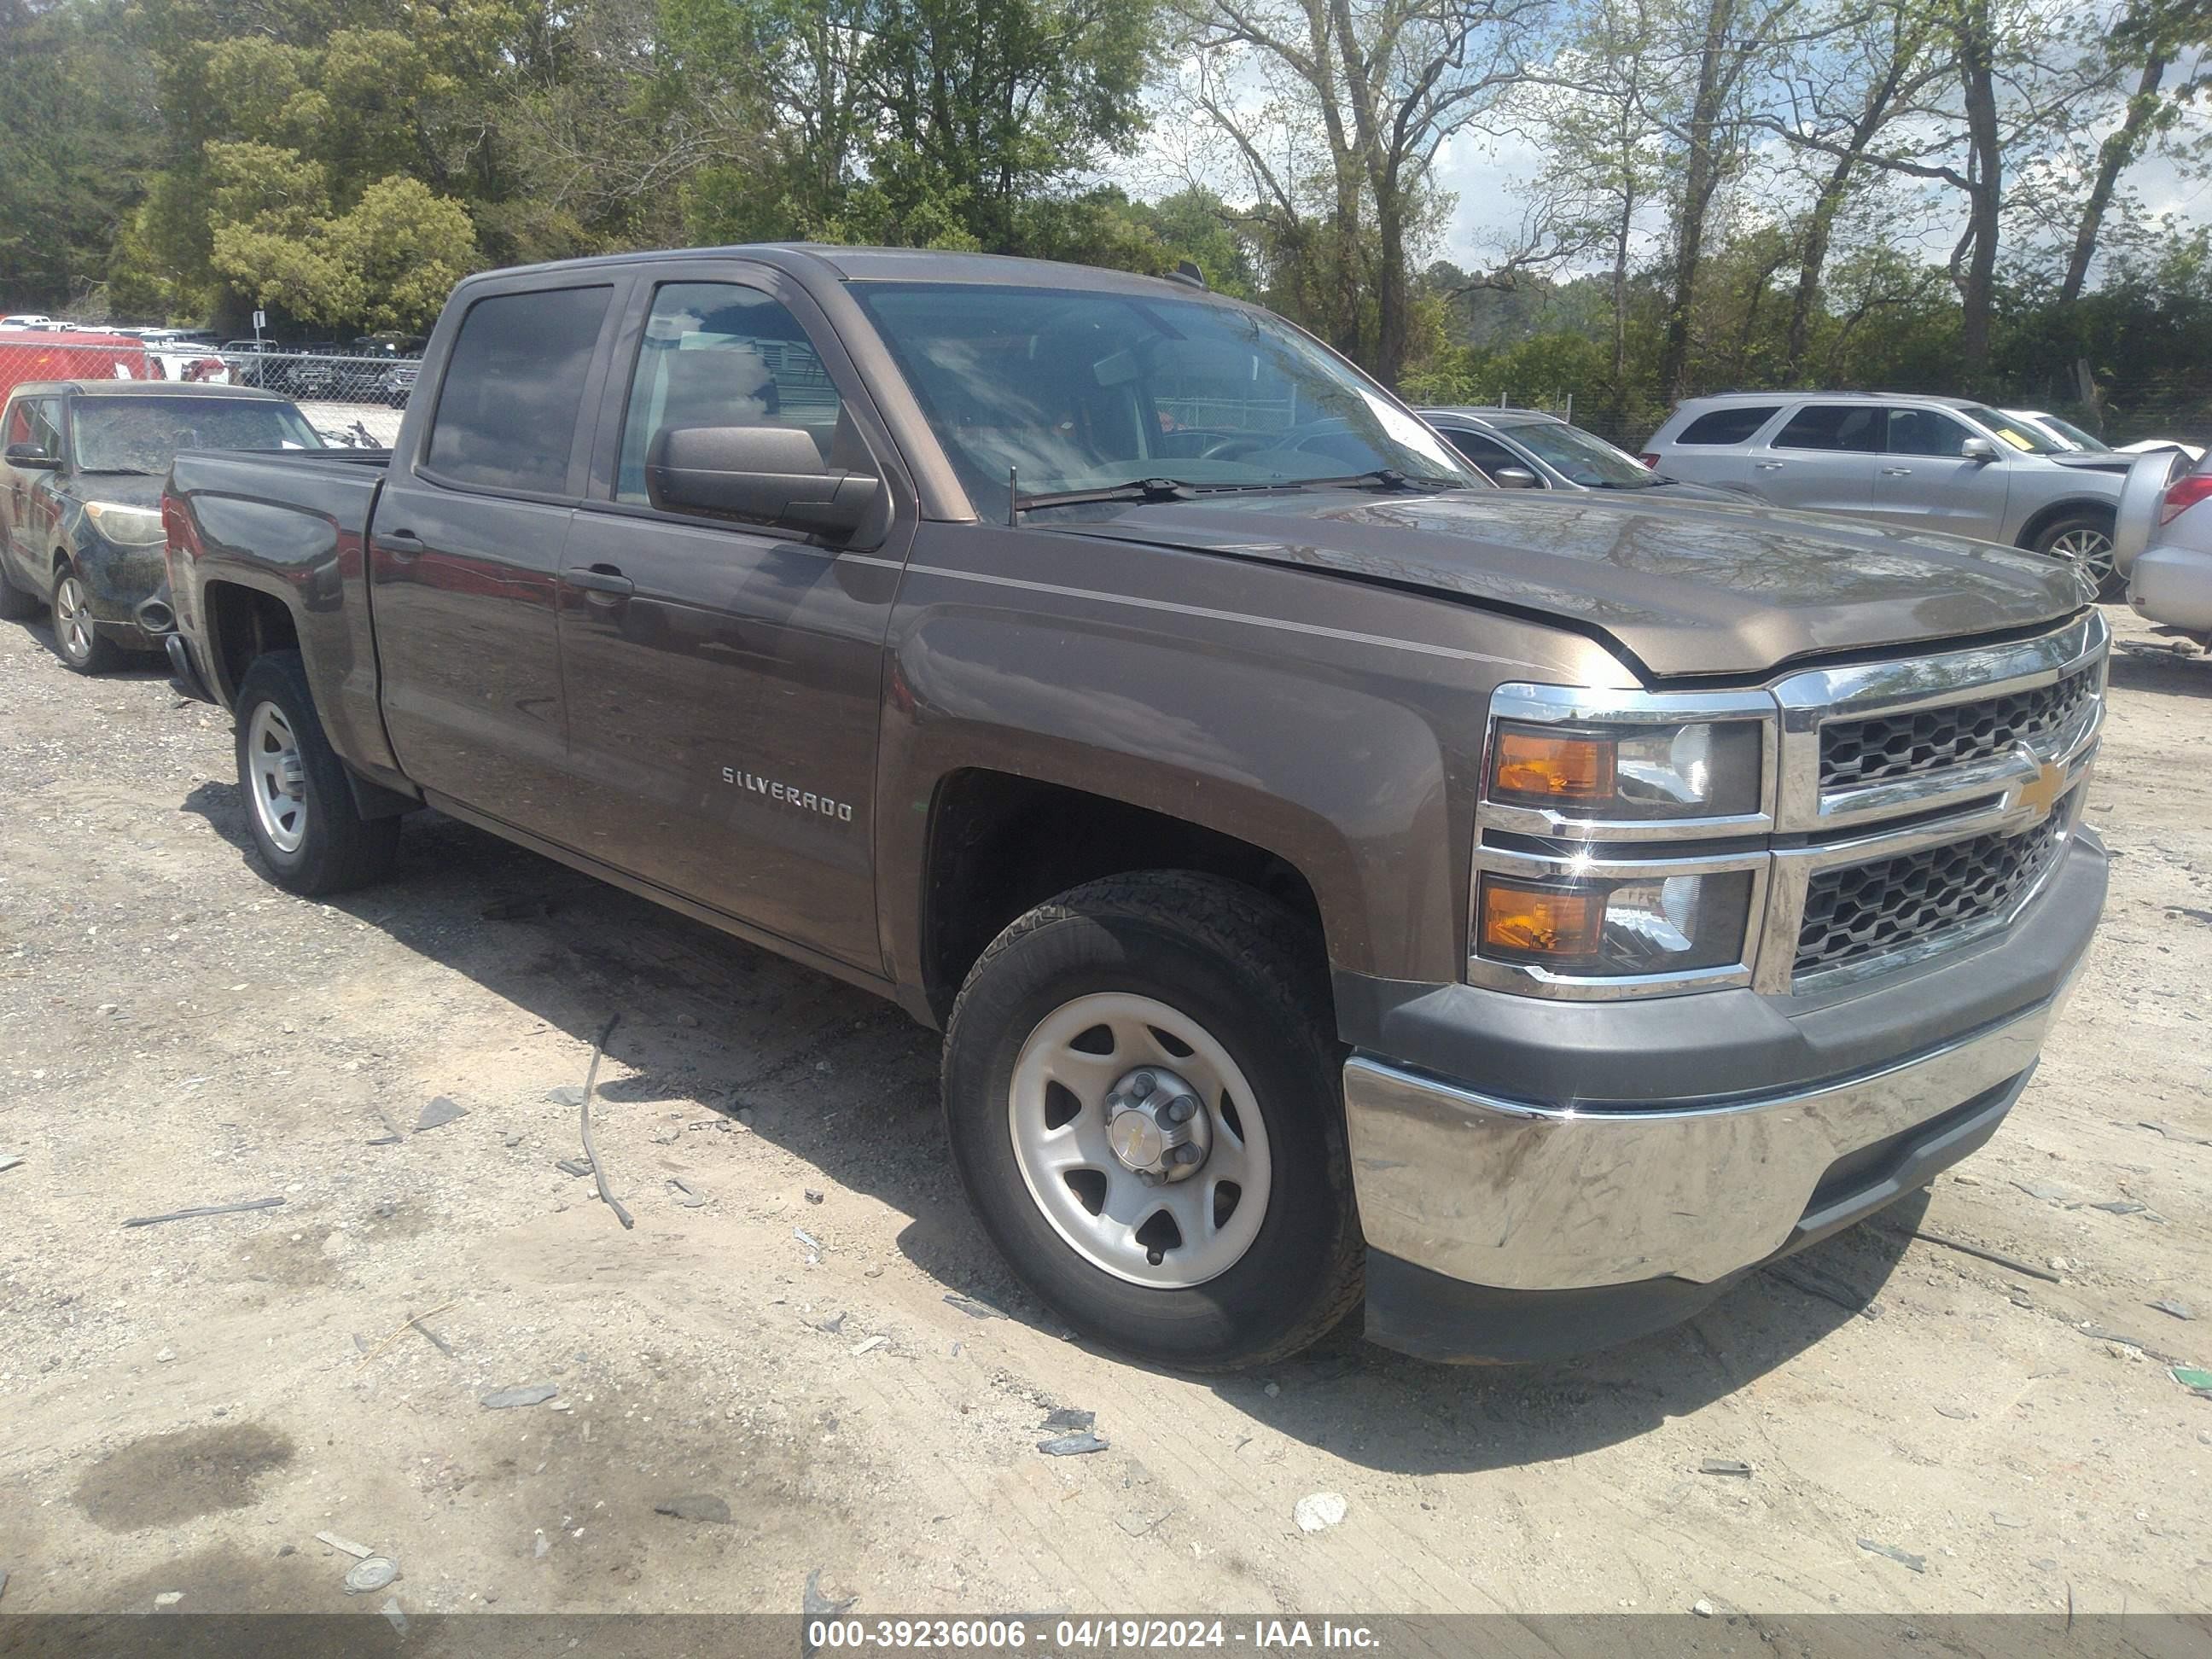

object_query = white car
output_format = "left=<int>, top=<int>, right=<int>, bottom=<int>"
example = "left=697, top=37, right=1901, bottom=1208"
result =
left=2006, top=409, right=2204, bottom=464
left=0, top=312, right=54, bottom=329
left=2112, top=450, right=2212, bottom=649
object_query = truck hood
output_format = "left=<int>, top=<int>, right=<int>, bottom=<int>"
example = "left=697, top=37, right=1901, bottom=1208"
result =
left=1053, top=488, right=2086, bottom=679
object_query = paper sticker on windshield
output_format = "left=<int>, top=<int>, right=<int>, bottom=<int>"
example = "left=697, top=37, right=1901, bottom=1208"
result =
left=1998, top=430, right=2033, bottom=451
left=1360, top=390, right=1457, bottom=468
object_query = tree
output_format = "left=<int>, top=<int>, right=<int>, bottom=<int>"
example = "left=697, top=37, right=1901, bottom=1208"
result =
left=1645, top=0, right=1807, bottom=400
left=1177, top=0, right=1540, bottom=386
left=1766, top=0, right=1943, bottom=375
left=667, top=0, right=1164, bottom=253
left=1497, top=0, right=1670, bottom=387
left=0, top=0, right=157, bottom=310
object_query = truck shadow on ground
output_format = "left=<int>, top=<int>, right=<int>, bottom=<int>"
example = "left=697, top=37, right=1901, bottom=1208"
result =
left=178, top=779, right=1922, bottom=1476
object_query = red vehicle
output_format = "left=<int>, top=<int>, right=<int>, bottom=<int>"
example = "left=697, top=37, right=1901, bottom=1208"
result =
left=0, top=331, right=150, bottom=404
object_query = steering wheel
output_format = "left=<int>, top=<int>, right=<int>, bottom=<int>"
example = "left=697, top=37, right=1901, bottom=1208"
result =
left=1196, top=434, right=1270, bottom=462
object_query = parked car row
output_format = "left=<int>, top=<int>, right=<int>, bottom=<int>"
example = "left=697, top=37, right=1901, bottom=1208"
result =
left=220, top=335, right=424, bottom=405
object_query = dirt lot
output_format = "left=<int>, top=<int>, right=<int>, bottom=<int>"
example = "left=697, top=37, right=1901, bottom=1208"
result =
left=0, top=605, right=2208, bottom=1623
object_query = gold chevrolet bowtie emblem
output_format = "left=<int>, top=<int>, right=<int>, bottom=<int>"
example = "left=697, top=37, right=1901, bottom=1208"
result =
left=2017, top=760, right=2065, bottom=818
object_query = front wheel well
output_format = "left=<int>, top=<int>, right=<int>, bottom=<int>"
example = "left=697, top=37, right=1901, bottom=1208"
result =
left=2017, top=498, right=2116, bottom=551
left=202, top=581, right=301, bottom=707
left=920, top=770, right=1326, bottom=1026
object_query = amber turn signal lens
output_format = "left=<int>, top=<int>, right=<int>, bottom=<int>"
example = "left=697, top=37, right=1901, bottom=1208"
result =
left=1478, top=879, right=1604, bottom=963
left=1491, top=727, right=1615, bottom=804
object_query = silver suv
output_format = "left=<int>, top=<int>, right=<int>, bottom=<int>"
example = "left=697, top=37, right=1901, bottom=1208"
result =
left=1644, top=392, right=2132, bottom=592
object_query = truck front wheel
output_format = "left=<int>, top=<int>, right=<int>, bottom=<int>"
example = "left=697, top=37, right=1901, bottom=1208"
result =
left=942, top=872, right=1362, bottom=1371
left=233, top=649, right=400, bottom=895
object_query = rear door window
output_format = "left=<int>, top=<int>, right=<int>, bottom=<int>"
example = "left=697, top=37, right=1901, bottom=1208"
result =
left=427, top=286, right=613, bottom=495
left=1775, top=405, right=1882, bottom=452
left=1676, top=405, right=1779, bottom=445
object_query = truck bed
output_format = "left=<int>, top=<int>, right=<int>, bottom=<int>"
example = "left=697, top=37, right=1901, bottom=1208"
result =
left=166, top=445, right=395, bottom=778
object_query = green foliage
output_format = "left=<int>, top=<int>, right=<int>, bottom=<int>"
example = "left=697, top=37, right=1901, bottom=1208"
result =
left=1401, top=332, right=1611, bottom=409
left=0, top=0, right=159, bottom=311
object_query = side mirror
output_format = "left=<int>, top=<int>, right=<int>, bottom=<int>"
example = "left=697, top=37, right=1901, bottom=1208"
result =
left=646, top=425, right=880, bottom=538
left=1960, top=437, right=1999, bottom=463
left=4, top=442, right=57, bottom=469
left=1492, top=466, right=1543, bottom=490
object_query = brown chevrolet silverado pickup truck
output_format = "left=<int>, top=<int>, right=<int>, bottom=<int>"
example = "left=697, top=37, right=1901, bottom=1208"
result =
left=161, top=247, right=2109, bottom=1371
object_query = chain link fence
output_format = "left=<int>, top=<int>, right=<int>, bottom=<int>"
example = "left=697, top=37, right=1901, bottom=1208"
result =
left=0, top=338, right=411, bottom=448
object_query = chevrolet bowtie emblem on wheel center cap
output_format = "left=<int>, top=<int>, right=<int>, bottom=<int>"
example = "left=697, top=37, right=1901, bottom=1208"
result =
left=1104, top=1067, right=1212, bottom=1183
left=2017, top=759, right=2066, bottom=818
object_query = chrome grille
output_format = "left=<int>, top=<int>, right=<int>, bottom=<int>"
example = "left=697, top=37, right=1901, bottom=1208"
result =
left=1819, top=668, right=2096, bottom=793
left=1794, top=811, right=2067, bottom=977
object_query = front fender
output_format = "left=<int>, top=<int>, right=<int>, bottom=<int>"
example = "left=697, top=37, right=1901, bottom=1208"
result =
left=874, top=522, right=1633, bottom=992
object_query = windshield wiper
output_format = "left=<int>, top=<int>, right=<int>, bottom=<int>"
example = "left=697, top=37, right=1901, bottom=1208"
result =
left=1012, top=477, right=1302, bottom=516
left=1014, top=477, right=1199, bottom=513
left=1290, top=468, right=1464, bottom=493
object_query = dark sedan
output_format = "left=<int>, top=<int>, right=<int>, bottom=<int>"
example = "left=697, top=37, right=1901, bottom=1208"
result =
left=0, top=381, right=321, bottom=672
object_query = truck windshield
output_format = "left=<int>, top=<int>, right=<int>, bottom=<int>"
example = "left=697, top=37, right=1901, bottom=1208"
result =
left=71, top=397, right=323, bottom=473
left=849, top=282, right=1484, bottom=513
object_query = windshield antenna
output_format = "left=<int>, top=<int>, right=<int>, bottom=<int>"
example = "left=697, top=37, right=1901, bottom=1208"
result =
left=1007, top=465, right=1018, bottom=526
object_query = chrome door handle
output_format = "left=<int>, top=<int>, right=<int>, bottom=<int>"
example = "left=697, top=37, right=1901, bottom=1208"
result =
left=1754, top=462, right=1784, bottom=471
left=1882, top=467, right=1913, bottom=477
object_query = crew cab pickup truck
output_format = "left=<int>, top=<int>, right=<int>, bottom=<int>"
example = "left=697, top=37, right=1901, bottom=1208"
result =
left=162, top=247, right=2109, bottom=1371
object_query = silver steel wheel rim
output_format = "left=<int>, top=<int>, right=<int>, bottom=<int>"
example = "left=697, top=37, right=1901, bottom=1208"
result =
left=55, top=575, right=92, bottom=661
left=2050, top=527, right=2115, bottom=584
left=246, top=701, right=309, bottom=854
left=1007, top=992, right=1272, bottom=1289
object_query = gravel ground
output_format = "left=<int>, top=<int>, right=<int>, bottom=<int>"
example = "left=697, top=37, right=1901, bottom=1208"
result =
left=0, top=602, right=2207, bottom=1621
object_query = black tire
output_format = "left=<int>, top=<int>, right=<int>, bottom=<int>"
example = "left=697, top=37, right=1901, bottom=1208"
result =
left=0, top=556, right=38, bottom=620
left=233, top=649, right=401, bottom=895
left=2029, top=508, right=2121, bottom=600
left=941, top=871, right=1362, bottom=1372
left=50, top=560, right=121, bottom=674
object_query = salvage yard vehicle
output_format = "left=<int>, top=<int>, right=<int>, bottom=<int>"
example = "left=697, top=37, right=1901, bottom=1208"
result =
left=2112, top=447, right=2212, bottom=651
left=2004, top=408, right=2203, bottom=465
left=0, top=381, right=320, bottom=671
left=1418, top=405, right=1735, bottom=500
left=162, top=248, right=2109, bottom=1371
left=1644, top=391, right=2136, bottom=595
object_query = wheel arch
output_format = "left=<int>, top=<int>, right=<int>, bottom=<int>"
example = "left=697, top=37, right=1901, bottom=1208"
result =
left=2017, top=495, right=2118, bottom=550
left=915, top=769, right=1330, bottom=1027
left=201, top=577, right=302, bottom=708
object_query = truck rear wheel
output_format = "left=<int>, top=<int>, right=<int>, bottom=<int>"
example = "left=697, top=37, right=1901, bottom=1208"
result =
left=233, top=649, right=400, bottom=895
left=941, top=872, right=1361, bottom=1372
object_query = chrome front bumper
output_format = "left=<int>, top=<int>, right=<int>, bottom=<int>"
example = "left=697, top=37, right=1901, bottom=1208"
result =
left=1343, top=975, right=2075, bottom=1294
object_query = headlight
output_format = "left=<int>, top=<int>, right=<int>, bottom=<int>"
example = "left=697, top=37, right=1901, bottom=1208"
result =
left=1473, top=684, right=1777, bottom=996
left=84, top=501, right=166, bottom=545
left=1477, top=870, right=1756, bottom=976
left=1489, top=719, right=1762, bottom=818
